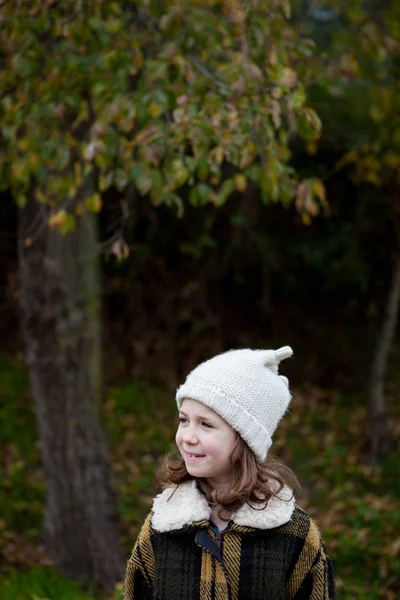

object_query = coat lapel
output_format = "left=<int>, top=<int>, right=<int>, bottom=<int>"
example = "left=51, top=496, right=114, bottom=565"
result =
left=151, top=480, right=295, bottom=532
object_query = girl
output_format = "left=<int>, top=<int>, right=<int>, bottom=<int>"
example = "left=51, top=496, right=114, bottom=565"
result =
left=124, top=346, right=335, bottom=600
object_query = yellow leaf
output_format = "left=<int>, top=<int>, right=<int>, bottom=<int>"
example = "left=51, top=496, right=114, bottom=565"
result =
left=85, top=194, right=102, bottom=213
left=149, top=103, right=161, bottom=118
left=306, top=142, right=317, bottom=155
left=214, top=147, right=224, bottom=165
left=312, top=178, right=327, bottom=208
left=282, top=0, right=291, bottom=19
left=269, top=48, right=278, bottom=65
left=295, top=181, right=308, bottom=210
left=234, top=174, right=247, bottom=192
left=363, top=155, right=380, bottom=172
left=388, top=538, right=400, bottom=556
left=278, top=67, right=297, bottom=89
left=296, top=180, right=320, bottom=218
left=48, top=209, right=66, bottom=230
left=111, top=239, right=130, bottom=261
left=384, top=152, right=400, bottom=169
left=384, top=36, right=397, bottom=53
left=132, top=50, right=144, bottom=68
left=74, top=162, right=83, bottom=186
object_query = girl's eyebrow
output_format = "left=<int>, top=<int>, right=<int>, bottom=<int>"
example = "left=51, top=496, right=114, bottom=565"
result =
left=179, top=410, right=215, bottom=422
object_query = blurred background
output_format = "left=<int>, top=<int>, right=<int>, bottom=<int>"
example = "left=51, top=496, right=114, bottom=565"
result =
left=1, top=1, right=399, bottom=599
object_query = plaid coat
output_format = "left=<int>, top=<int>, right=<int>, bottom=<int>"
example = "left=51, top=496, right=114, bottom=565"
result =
left=124, top=480, right=335, bottom=600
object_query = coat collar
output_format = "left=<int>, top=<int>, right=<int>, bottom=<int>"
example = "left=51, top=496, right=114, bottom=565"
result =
left=151, top=480, right=295, bottom=533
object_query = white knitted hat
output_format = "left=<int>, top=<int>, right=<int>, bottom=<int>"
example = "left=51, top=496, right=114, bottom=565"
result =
left=176, top=346, right=293, bottom=461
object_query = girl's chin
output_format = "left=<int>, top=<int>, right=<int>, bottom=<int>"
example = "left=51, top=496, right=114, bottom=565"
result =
left=185, top=461, right=206, bottom=470
left=185, top=463, right=211, bottom=476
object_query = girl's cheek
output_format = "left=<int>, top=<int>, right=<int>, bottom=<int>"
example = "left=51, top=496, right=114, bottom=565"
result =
left=204, top=443, right=218, bottom=459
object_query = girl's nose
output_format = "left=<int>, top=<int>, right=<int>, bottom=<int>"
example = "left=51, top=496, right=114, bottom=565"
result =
left=183, top=426, right=198, bottom=444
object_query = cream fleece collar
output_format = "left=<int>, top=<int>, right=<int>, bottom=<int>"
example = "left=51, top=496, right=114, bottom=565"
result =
left=151, top=480, right=295, bottom=533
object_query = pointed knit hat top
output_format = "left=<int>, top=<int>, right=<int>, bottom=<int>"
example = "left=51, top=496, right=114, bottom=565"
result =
left=176, top=346, right=293, bottom=461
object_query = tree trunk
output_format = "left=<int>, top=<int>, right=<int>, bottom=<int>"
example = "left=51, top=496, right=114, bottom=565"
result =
left=17, top=194, right=125, bottom=592
left=368, top=253, right=400, bottom=463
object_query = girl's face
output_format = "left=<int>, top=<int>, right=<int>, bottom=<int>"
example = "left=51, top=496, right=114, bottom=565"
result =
left=176, top=398, right=237, bottom=489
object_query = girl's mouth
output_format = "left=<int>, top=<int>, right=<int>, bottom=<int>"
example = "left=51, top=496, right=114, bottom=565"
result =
left=184, top=451, right=205, bottom=461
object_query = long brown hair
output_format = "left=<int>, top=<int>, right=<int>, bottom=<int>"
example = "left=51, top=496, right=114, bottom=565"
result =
left=158, top=434, right=300, bottom=520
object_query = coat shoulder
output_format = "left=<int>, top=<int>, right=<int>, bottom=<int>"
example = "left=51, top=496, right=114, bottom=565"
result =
left=131, top=511, right=155, bottom=550
left=276, top=506, right=323, bottom=546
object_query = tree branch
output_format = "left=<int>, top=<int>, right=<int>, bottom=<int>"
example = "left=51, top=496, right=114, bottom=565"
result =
left=186, top=54, right=226, bottom=89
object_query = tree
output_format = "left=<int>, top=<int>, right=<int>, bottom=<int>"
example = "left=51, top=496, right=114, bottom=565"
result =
left=305, top=0, right=400, bottom=460
left=0, top=0, right=323, bottom=589
left=18, top=188, right=125, bottom=591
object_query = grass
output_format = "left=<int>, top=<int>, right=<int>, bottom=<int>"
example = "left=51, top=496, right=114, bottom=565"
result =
left=0, top=567, right=102, bottom=600
left=0, top=354, right=399, bottom=599
left=0, top=355, right=45, bottom=547
left=273, top=387, right=400, bottom=600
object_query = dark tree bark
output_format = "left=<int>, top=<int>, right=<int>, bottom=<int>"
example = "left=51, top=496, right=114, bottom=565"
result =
left=17, top=193, right=125, bottom=592
left=368, top=253, right=400, bottom=462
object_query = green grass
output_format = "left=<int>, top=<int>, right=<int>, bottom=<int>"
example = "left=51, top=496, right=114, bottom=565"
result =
left=0, top=567, right=101, bottom=600
left=274, top=388, right=400, bottom=599
left=0, top=356, right=45, bottom=538
left=104, top=378, right=175, bottom=538
left=1, top=353, right=400, bottom=599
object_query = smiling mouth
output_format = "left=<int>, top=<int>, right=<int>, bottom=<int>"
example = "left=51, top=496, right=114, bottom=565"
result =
left=184, top=451, right=205, bottom=460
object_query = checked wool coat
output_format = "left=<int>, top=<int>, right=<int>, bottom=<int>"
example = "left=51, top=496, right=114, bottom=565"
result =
left=123, top=480, right=335, bottom=600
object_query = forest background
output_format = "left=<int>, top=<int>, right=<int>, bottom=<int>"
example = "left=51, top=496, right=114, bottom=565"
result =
left=0, top=1, right=399, bottom=599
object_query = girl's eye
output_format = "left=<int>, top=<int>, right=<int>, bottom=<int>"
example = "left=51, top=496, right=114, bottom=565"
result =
left=179, top=417, right=188, bottom=423
left=202, top=422, right=213, bottom=428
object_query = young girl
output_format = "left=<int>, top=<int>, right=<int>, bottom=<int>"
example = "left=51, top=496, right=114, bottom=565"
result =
left=123, top=346, right=335, bottom=600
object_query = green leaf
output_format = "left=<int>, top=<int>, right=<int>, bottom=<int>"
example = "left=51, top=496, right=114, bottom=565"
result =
left=15, top=193, right=27, bottom=208
left=14, top=57, right=36, bottom=78
left=246, top=164, right=261, bottom=185
left=129, top=164, right=153, bottom=195
left=297, top=108, right=322, bottom=141
left=196, top=156, right=210, bottom=181
left=149, top=170, right=164, bottom=205
left=196, top=182, right=210, bottom=205
left=288, top=87, right=306, bottom=110
left=282, top=0, right=291, bottom=18
left=297, top=39, right=316, bottom=57
left=214, top=179, right=235, bottom=206
left=48, top=210, right=76, bottom=234
left=170, top=159, right=189, bottom=188
left=85, top=193, right=102, bottom=213
left=164, top=192, right=184, bottom=217
left=189, top=186, right=199, bottom=206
